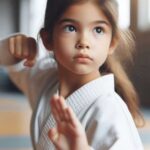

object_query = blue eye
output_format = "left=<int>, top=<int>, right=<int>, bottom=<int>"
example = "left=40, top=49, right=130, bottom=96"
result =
left=64, top=25, right=76, bottom=32
left=94, top=27, right=104, bottom=34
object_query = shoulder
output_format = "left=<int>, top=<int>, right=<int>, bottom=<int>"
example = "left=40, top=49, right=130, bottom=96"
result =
left=27, top=53, right=58, bottom=84
left=27, top=54, right=58, bottom=105
left=87, top=92, right=130, bottom=121
left=85, top=92, right=143, bottom=149
left=89, top=91, right=137, bottom=132
left=32, top=53, right=57, bottom=74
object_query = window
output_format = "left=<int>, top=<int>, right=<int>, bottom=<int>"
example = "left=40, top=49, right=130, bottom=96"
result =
left=28, top=0, right=48, bottom=58
left=29, top=0, right=47, bottom=37
left=19, top=0, right=29, bottom=34
left=116, top=0, right=131, bottom=29
left=19, top=0, right=47, bottom=37
left=148, top=0, right=150, bottom=23
left=138, top=0, right=150, bottom=31
left=28, top=0, right=131, bottom=36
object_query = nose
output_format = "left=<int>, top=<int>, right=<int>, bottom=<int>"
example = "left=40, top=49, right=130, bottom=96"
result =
left=76, top=42, right=90, bottom=49
left=75, top=33, right=90, bottom=50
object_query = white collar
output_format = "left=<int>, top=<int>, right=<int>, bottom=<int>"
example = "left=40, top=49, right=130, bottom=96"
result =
left=65, top=74, right=115, bottom=116
left=37, top=74, right=115, bottom=148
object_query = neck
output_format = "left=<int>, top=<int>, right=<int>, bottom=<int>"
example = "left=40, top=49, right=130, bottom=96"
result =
left=58, top=68, right=100, bottom=98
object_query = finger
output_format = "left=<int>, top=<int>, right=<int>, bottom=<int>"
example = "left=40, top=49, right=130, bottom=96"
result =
left=59, top=96, right=67, bottom=110
left=51, top=95, right=63, bottom=123
left=51, top=95, right=62, bottom=116
left=48, top=128, right=59, bottom=143
left=51, top=104, right=61, bottom=123
left=63, top=107, right=71, bottom=122
left=51, top=95, right=60, bottom=111
left=55, top=96, right=69, bottom=122
left=15, top=35, right=23, bottom=57
left=27, top=37, right=37, bottom=61
left=22, top=36, right=29, bottom=58
left=23, top=37, right=37, bottom=67
left=9, top=37, right=15, bottom=54
left=23, top=60, right=35, bottom=67
left=48, top=128, right=62, bottom=150
left=58, top=96, right=69, bottom=121
left=66, top=106, right=79, bottom=128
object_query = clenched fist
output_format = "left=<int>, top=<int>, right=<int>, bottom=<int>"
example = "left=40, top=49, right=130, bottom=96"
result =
left=9, top=34, right=37, bottom=67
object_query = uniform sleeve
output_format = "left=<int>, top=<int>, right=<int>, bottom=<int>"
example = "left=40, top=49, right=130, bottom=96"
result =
left=86, top=114, right=118, bottom=150
left=0, top=35, right=58, bottom=109
left=8, top=56, right=58, bottom=109
left=85, top=94, right=144, bottom=150
left=0, top=34, right=21, bottom=65
left=0, top=35, right=29, bottom=95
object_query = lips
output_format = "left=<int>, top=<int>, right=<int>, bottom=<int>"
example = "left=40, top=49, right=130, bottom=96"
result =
left=73, top=53, right=93, bottom=63
left=73, top=53, right=93, bottom=60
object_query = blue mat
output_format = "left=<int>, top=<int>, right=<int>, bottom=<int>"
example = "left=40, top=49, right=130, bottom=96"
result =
left=0, top=136, right=32, bottom=149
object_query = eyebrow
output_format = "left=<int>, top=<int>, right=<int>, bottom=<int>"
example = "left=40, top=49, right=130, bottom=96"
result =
left=58, top=18, right=110, bottom=26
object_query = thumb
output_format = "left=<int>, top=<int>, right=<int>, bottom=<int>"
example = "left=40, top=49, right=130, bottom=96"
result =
left=48, top=128, right=59, bottom=142
left=24, top=59, right=36, bottom=67
left=48, top=128, right=59, bottom=144
left=24, top=37, right=37, bottom=67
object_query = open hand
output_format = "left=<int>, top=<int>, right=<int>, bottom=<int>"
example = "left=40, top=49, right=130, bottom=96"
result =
left=48, top=95, right=90, bottom=150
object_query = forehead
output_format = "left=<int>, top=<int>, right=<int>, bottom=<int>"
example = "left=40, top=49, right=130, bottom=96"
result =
left=59, top=1, right=109, bottom=24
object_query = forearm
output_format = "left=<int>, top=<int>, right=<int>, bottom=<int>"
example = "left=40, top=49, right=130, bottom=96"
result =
left=0, top=35, right=20, bottom=66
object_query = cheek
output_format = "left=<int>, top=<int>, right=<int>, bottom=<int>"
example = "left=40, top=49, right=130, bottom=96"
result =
left=54, top=38, right=74, bottom=62
left=95, top=37, right=111, bottom=54
left=55, top=35, right=75, bottom=49
left=94, top=43, right=111, bottom=65
left=95, top=51, right=108, bottom=65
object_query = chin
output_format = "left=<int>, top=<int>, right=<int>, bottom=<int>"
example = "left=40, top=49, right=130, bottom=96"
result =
left=71, top=69, right=93, bottom=75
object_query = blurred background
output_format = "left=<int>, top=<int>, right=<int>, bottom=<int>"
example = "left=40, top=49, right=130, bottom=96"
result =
left=0, top=0, right=150, bottom=149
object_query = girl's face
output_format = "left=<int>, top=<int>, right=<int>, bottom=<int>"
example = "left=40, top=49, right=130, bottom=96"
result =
left=50, top=1, right=116, bottom=76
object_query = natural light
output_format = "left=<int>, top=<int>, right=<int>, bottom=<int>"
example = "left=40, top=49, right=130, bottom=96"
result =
left=116, top=0, right=130, bottom=29
left=29, top=0, right=130, bottom=37
left=138, top=0, right=150, bottom=30
left=29, top=0, right=47, bottom=37
left=149, top=0, right=150, bottom=22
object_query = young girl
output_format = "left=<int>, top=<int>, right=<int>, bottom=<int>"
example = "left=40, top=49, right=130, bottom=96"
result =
left=0, top=0, right=144, bottom=150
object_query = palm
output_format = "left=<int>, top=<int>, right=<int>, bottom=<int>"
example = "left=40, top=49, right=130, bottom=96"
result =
left=48, top=95, right=89, bottom=150
left=55, top=121, right=79, bottom=150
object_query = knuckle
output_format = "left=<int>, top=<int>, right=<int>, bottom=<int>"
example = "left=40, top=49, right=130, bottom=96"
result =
left=16, top=34, right=27, bottom=44
left=9, top=38, right=15, bottom=54
left=16, top=35, right=22, bottom=42
left=23, top=51, right=29, bottom=57
left=9, top=37, right=15, bottom=43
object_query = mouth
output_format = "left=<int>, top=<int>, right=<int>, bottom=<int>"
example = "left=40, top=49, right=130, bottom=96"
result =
left=73, top=53, right=93, bottom=63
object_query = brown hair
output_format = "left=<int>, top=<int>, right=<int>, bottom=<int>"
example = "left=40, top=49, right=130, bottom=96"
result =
left=41, top=0, right=144, bottom=126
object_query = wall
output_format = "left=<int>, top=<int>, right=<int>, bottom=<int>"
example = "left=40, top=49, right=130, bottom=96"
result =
left=131, top=0, right=150, bottom=106
left=0, top=0, right=20, bottom=92
left=0, top=0, right=19, bottom=38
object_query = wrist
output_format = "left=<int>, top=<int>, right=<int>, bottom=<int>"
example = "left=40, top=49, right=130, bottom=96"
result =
left=0, top=38, right=19, bottom=66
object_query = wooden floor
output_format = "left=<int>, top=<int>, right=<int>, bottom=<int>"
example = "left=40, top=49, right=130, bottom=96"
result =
left=0, top=93, right=32, bottom=150
left=0, top=92, right=150, bottom=150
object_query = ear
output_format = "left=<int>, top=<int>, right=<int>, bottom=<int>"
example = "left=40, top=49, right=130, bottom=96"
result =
left=40, top=28, right=53, bottom=51
left=108, top=37, right=119, bottom=55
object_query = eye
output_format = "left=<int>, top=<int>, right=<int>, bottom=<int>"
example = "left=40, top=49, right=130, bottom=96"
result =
left=94, top=27, right=104, bottom=34
left=64, top=25, right=76, bottom=32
